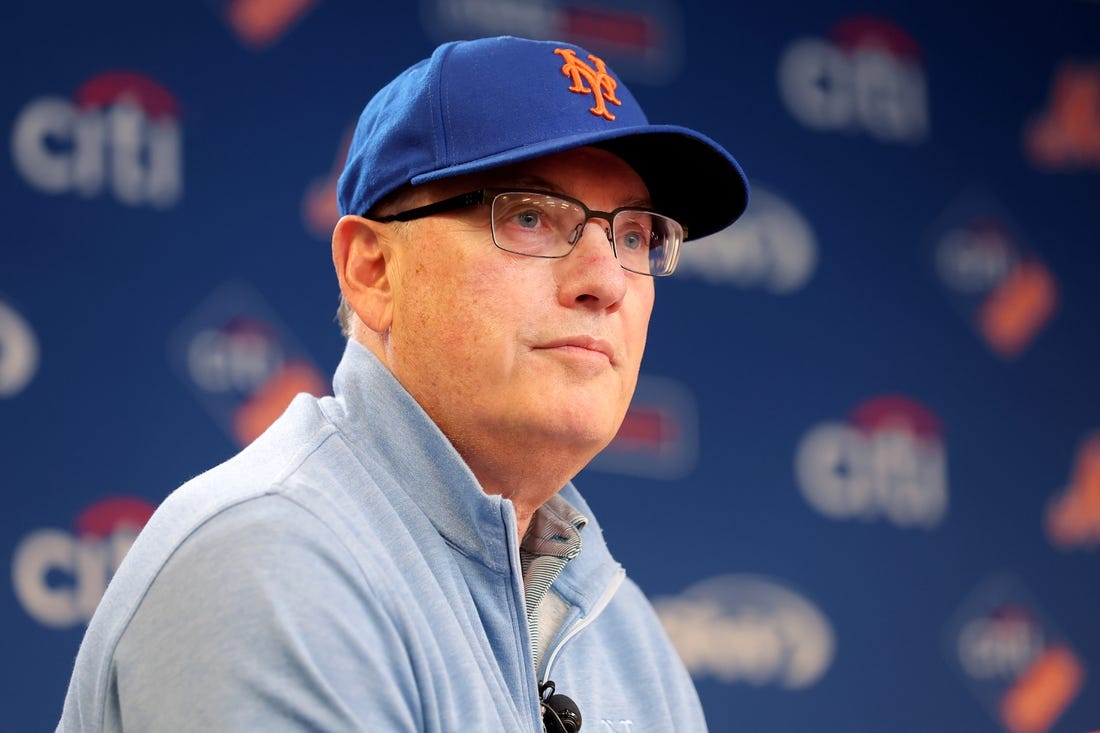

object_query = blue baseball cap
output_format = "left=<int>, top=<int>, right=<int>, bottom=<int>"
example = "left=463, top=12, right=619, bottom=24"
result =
left=338, top=35, right=749, bottom=240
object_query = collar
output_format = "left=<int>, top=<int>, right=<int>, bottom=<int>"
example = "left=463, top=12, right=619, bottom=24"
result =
left=522, top=493, right=587, bottom=560
left=324, top=339, right=624, bottom=600
left=326, top=339, right=513, bottom=573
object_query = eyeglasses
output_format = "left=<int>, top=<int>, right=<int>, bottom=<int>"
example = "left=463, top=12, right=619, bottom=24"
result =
left=367, top=189, right=686, bottom=277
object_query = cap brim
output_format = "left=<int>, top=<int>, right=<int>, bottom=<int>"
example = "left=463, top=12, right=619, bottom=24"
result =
left=595, top=128, right=749, bottom=241
left=409, top=123, right=749, bottom=241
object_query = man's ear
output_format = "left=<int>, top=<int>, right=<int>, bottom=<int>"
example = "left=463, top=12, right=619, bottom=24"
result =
left=332, top=215, right=395, bottom=333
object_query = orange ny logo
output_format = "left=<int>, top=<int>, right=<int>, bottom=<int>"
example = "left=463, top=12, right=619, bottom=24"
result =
left=554, top=48, right=622, bottom=121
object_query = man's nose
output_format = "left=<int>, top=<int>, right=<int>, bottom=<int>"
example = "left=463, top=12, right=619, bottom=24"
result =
left=556, top=219, right=629, bottom=307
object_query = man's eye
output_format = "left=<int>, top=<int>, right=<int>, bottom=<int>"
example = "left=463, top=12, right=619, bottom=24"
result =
left=516, top=210, right=541, bottom=228
left=620, top=230, right=646, bottom=250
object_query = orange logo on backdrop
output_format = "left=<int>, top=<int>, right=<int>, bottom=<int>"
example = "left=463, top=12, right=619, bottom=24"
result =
left=303, top=125, right=353, bottom=239
left=977, top=259, right=1059, bottom=358
left=1025, top=63, right=1100, bottom=169
left=1046, top=432, right=1100, bottom=549
left=223, top=0, right=318, bottom=49
left=555, top=48, right=622, bottom=120
left=998, top=643, right=1085, bottom=733
left=232, top=361, right=328, bottom=446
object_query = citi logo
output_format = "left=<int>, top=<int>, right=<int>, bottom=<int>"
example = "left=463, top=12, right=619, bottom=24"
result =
left=12, top=496, right=156, bottom=628
left=653, top=574, right=834, bottom=689
left=186, top=315, right=327, bottom=446
left=0, top=299, right=39, bottom=398
left=948, top=575, right=1086, bottom=733
left=1045, top=431, right=1100, bottom=550
left=933, top=206, right=1058, bottom=359
left=188, top=316, right=289, bottom=398
left=795, top=394, right=948, bottom=528
left=957, top=605, right=1046, bottom=681
left=674, top=185, right=816, bottom=294
left=935, top=216, right=1019, bottom=296
left=10, top=71, right=182, bottom=208
left=778, top=15, right=928, bottom=142
left=171, top=282, right=328, bottom=447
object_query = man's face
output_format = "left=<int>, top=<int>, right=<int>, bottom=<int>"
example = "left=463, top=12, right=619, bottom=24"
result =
left=382, top=146, right=656, bottom=476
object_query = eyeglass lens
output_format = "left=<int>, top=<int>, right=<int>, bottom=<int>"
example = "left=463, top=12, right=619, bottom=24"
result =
left=490, top=192, right=680, bottom=276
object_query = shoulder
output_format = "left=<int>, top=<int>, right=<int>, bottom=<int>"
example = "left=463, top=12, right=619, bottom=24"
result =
left=88, top=396, right=402, bottom=665
left=101, top=492, right=424, bottom=731
left=128, top=494, right=385, bottom=634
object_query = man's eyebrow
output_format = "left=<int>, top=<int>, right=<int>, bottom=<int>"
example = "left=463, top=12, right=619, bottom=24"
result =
left=492, top=175, right=654, bottom=209
left=495, top=174, right=558, bottom=191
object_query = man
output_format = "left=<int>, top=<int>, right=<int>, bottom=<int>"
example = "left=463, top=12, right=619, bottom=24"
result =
left=56, top=35, right=748, bottom=732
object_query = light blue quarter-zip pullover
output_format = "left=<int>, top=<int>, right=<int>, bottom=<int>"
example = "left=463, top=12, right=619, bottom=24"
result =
left=56, top=339, right=707, bottom=732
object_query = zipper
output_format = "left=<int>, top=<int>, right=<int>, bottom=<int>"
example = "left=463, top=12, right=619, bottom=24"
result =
left=539, top=566, right=626, bottom=682
left=503, top=500, right=550, bottom=732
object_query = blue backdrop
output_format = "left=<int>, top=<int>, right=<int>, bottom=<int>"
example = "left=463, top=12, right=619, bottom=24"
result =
left=3, top=1, right=1099, bottom=731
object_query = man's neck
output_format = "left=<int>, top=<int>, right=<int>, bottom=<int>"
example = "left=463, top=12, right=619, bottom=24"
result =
left=459, top=448, right=582, bottom=542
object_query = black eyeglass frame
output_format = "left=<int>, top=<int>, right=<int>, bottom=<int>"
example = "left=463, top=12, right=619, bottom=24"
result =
left=365, top=188, right=687, bottom=277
